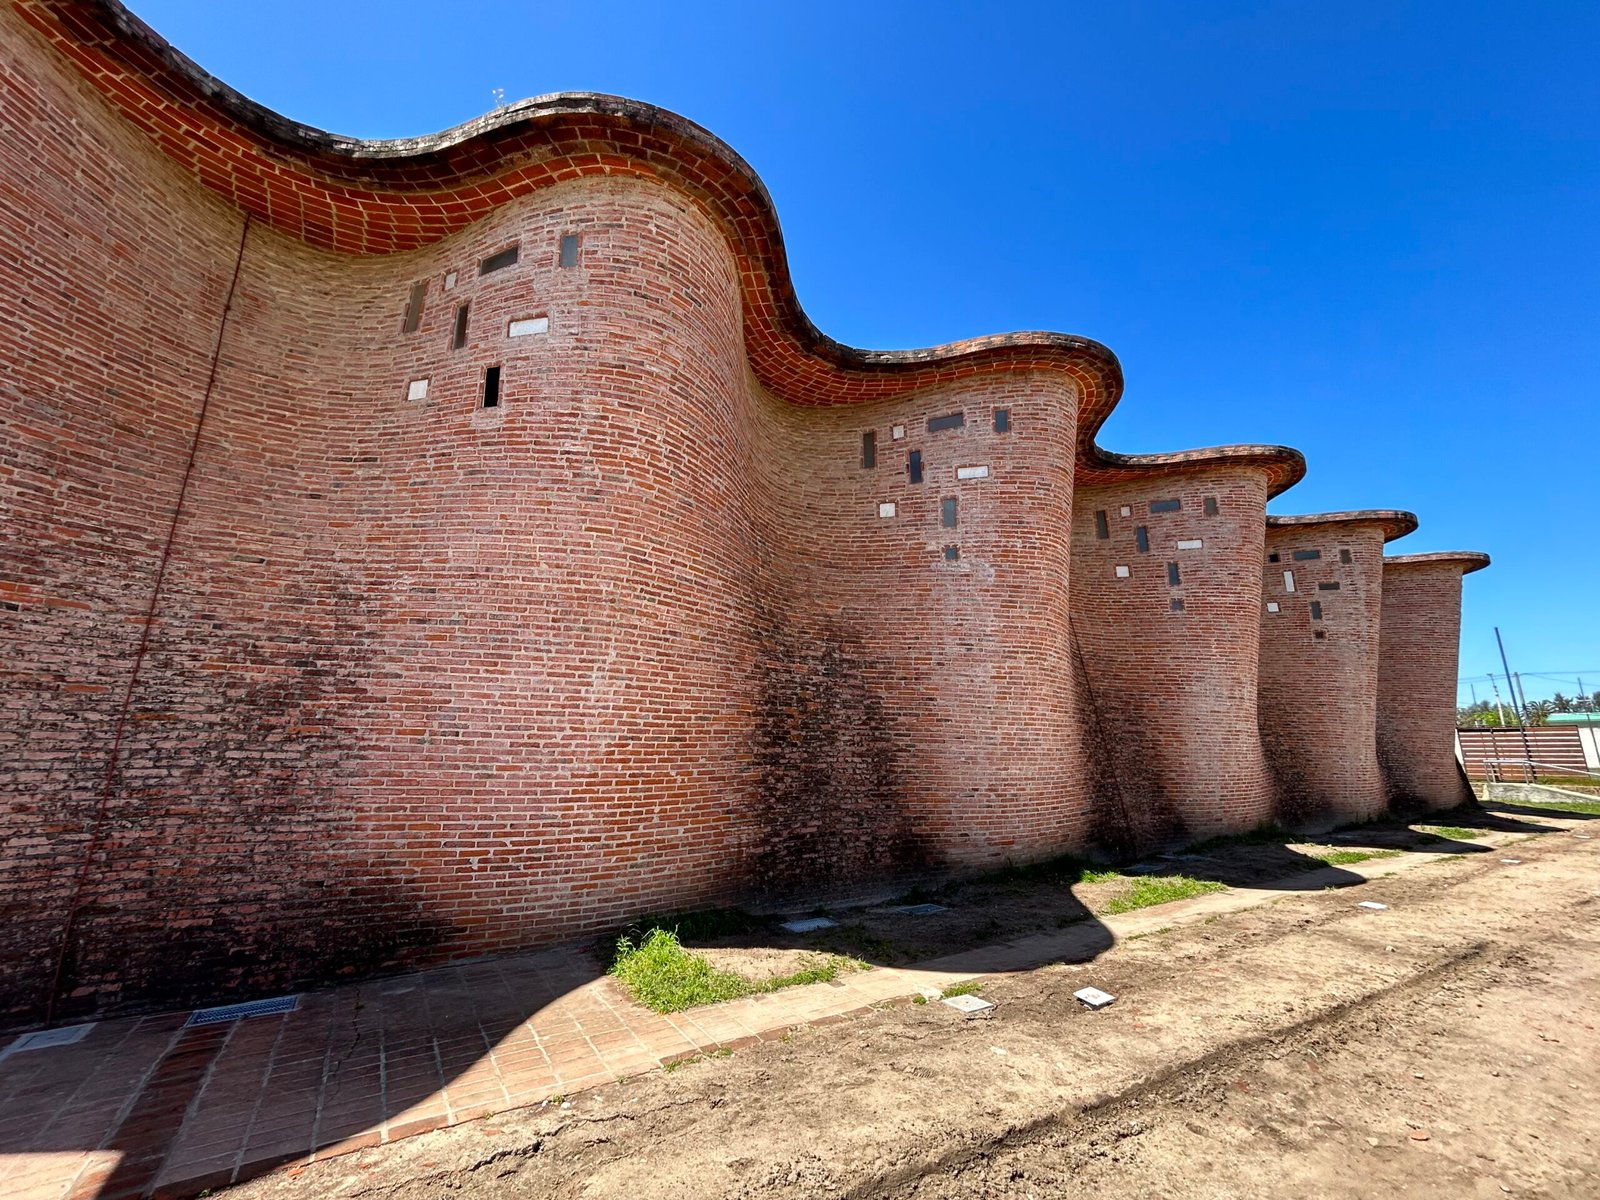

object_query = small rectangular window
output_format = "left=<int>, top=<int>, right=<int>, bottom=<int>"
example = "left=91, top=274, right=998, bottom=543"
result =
left=1203, top=496, right=1218, bottom=516
left=956, top=465, right=989, bottom=480
left=1266, top=601, right=1281, bottom=613
left=452, top=303, right=470, bottom=350
left=1167, top=562, right=1181, bottom=586
left=891, top=424, right=906, bottom=440
left=941, top=497, right=958, bottom=528
left=402, top=280, right=427, bottom=333
left=1268, top=552, right=1281, bottom=563
left=907, top=450, right=923, bottom=483
left=1176, top=538, right=1203, bottom=550
left=1119, top=505, right=1131, bottom=518
left=1094, top=510, right=1109, bottom=539
left=1340, top=549, right=1352, bottom=564
left=943, top=545, right=960, bottom=561
left=1135, top=526, right=1149, bottom=553
left=559, top=233, right=579, bottom=267
left=1318, top=581, right=1340, bottom=591
left=406, top=378, right=429, bottom=402
left=480, top=244, right=519, bottom=274
left=861, top=431, right=876, bottom=469
left=1310, top=601, right=1323, bottom=621
left=1283, top=570, right=1296, bottom=592
left=928, top=412, right=965, bottom=433
left=1114, top=565, right=1131, bottom=579
left=1292, top=549, right=1321, bottom=561
left=1314, top=629, right=1327, bottom=640
left=878, top=501, right=897, bottom=518
left=993, top=409, right=1010, bottom=433
left=482, top=365, right=502, bottom=408
left=1171, top=598, right=1185, bottom=612
left=1150, top=498, right=1181, bottom=514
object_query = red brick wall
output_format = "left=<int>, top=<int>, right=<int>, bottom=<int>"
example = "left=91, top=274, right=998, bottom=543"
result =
left=1376, top=559, right=1477, bottom=811
left=1258, top=523, right=1387, bottom=827
left=1070, top=468, right=1276, bottom=847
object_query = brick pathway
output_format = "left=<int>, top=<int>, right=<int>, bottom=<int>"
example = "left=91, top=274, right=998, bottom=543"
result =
left=0, top=826, right=1549, bottom=1200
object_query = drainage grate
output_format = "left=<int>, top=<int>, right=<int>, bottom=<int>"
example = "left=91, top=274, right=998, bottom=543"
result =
left=894, top=904, right=948, bottom=917
left=779, top=917, right=836, bottom=934
left=186, top=994, right=299, bottom=1027
left=5, top=1023, right=95, bottom=1055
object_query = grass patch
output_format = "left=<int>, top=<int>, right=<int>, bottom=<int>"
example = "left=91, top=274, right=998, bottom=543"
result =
left=1100, top=874, right=1226, bottom=915
left=1425, top=825, right=1485, bottom=841
left=609, top=928, right=863, bottom=1013
left=941, top=980, right=985, bottom=998
left=1515, top=797, right=1600, bottom=815
left=1305, top=847, right=1404, bottom=867
left=1080, top=868, right=1123, bottom=884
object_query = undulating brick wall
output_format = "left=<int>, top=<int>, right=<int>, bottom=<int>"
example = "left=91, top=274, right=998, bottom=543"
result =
left=1258, top=515, right=1412, bottom=828
left=1376, top=555, right=1490, bottom=811
left=0, top=0, right=1490, bottom=1027
left=1070, top=467, right=1277, bottom=848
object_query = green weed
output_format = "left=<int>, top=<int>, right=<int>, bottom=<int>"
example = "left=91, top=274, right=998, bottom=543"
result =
left=1100, top=875, right=1226, bottom=915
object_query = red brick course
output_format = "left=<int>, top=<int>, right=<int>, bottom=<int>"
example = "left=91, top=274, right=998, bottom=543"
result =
left=0, top=0, right=1490, bottom=1027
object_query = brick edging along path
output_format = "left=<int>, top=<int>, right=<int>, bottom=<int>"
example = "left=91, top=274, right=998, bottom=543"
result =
left=0, top=818, right=1573, bottom=1200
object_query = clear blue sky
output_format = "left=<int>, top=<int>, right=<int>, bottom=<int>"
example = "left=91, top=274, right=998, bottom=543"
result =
left=135, top=0, right=1598, bottom=705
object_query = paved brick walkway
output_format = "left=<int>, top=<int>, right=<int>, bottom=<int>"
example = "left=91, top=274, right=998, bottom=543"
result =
left=0, top=826, right=1547, bottom=1200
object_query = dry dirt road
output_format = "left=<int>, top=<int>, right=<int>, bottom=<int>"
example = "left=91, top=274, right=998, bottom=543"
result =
left=231, top=812, right=1600, bottom=1200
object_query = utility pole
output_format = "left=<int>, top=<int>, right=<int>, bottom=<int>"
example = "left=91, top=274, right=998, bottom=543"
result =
left=1495, top=627, right=1536, bottom=780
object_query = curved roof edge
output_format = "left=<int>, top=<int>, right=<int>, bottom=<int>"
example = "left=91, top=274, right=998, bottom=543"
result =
left=24, top=0, right=1303, bottom=490
left=1383, top=552, right=1491, bottom=575
left=1079, top=444, right=1306, bottom=499
left=1267, top=510, right=1418, bottom=543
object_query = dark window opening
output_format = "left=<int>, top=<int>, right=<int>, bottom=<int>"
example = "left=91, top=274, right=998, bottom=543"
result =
left=482, top=365, right=502, bottom=408
left=861, top=431, right=876, bottom=469
left=1135, top=526, right=1150, bottom=553
left=1167, top=561, right=1181, bottom=586
left=480, top=244, right=519, bottom=274
left=1318, top=581, right=1340, bottom=591
left=559, top=233, right=580, bottom=267
left=1310, top=600, right=1323, bottom=620
left=1150, top=498, right=1181, bottom=514
left=944, top=545, right=960, bottom=562
left=1203, top=496, right=1219, bottom=516
left=1314, top=629, right=1327, bottom=640
left=1268, top=552, right=1281, bottom=563
left=402, top=280, right=427, bottom=333
left=941, top=497, right=958, bottom=529
left=1340, top=549, right=1352, bottom=564
left=1171, top=598, right=1185, bottom=612
left=1292, top=549, right=1321, bottom=561
left=908, top=450, right=923, bottom=484
left=452, top=303, right=470, bottom=350
left=1094, top=510, right=1109, bottom=539
left=928, top=412, right=965, bottom=433
left=993, top=409, right=1010, bottom=433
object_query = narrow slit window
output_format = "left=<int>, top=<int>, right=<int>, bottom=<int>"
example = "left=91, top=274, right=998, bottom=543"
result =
left=993, top=409, right=1010, bottom=433
left=1135, top=526, right=1150, bottom=553
left=1310, top=600, right=1324, bottom=621
left=861, top=431, right=876, bottom=469
left=907, top=450, right=923, bottom=484
left=1203, top=496, right=1219, bottom=516
left=941, top=497, right=958, bottom=529
left=481, top=365, right=502, bottom=409
left=1340, top=549, right=1352, bottom=564
left=402, top=280, right=427, bottom=333
left=452, top=303, right=470, bottom=350
left=1318, top=581, right=1340, bottom=591
left=559, top=233, right=580, bottom=267
left=1166, top=561, right=1181, bottom=586
left=1150, top=498, right=1181, bottom=514
left=480, top=244, right=519, bottom=274
left=927, top=412, right=965, bottom=433
left=1283, top=570, right=1296, bottom=592
left=1292, top=549, right=1321, bottom=561
left=1094, top=510, right=1109, bottom=539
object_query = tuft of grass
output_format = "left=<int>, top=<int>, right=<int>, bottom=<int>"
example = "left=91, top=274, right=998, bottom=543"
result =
left=609, top=928, right=864, bottom=1013
left=1305, top=847, right=1403, bottom=867
left=1425, top=825, right=1484, bottom=841
left=1100, top=874, right=1225, bottom=915
left=618, top=906, right=766, bottom=946
left=1516, top=797, right=1600, bottom=815
left=941, top=980, right=985, bottom=998
left=1079, top=868, right=1122, bottom=884
left=911, top=994, right=928, bottom=1005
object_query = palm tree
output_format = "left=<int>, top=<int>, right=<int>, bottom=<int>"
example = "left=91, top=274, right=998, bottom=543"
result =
left=1523, top=700, right=1553, bottom=727
left=1552, top=693, right=1574, bottom=713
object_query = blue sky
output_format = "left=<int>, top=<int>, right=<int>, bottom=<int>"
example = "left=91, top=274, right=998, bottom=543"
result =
left=135, top=0, right=1598, bottom=704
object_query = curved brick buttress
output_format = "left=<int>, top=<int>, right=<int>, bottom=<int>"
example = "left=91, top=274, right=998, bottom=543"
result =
left=1376, top=554, right=1490, bottom=813
left=1070, top=465, right=1287, bottom=848
left=1258, top=513, right=1416, bottom=829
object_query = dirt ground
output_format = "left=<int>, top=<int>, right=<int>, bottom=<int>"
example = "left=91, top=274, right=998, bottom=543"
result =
left=228, top=803, right=1600, bottom=1199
